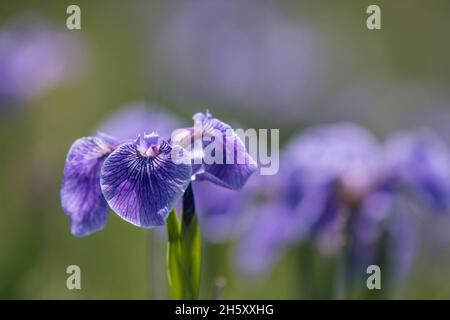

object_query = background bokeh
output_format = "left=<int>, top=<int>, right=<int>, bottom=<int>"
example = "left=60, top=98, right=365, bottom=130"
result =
left=1, top=0, right=450, bottom=299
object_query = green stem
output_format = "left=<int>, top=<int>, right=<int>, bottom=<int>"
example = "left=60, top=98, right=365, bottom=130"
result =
left=166, top=209, right=183, bottom=299
left=181, top=184, right=202, bottom=299
left=166, top=183, right=202, bottom=300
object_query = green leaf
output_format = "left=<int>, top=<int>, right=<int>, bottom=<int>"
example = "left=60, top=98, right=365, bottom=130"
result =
left=181, top=183, right=202, bottom=300
left=165, top=184, right=202, bottom=300
left=166, top=209, right=183, bottom=299
left=181, top=213, right=201, bottom=299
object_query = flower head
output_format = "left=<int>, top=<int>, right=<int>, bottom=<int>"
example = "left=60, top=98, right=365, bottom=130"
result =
left=61, top=110, right=257, bottom=236
left=237, top=123, right=385, bottom=273
left=100, top=133, right=192, bottom=228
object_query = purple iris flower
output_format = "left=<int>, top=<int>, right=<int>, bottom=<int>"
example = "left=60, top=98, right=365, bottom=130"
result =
left=236, top=203, right=294, bottom=274
left=284, top=123, right=383, bottom=246
left=237, top=123, right=450, bottom=285
left=350, top=129, right=450, bottom=284
left=237, top=123, right=384, bottom=273
left=0, top=14, right=88, bottom=111
left=61, top=111, right=257, bottom=237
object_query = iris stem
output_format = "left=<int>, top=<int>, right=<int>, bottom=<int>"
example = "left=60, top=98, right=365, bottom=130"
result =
left=180, top=183, right=202, bottom=299
left=166, top=183, right=202, bottom=300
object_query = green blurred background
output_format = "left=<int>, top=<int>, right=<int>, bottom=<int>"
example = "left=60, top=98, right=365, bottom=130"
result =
left=1, top=0, right=450, bottom=299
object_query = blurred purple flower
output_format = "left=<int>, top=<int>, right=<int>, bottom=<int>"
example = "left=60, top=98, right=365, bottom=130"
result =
left=235, top=203, right=294, bottom=274
left=385, top=198, right=419, bottom=286
left=193, top=172, right=281, bottom=243
left=0, top=14, right=89, bottom=112
left=350, top=190, right=393, bottom=270
left=284, top=123, right=383, bottom=253
left=192, top=181, right=245, bottom=243
left=237, top=124, right=450, bottom=284
left=383, top=129, right=450, bottom=211
left=351, top=129, right=450, bottom=283
left=237, top=123, right=384, bottom=273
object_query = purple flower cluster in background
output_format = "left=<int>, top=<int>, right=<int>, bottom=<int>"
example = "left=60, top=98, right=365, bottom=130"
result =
left=0, top=14, right=88, bottom=113
left=235, top=123, right=450, bottom=283
left=61, top=110, right=257, bottom=236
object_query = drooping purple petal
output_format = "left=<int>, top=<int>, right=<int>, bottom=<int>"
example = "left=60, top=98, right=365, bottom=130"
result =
left=174, top=111, right=258, bottom=190
left=351, top=190, right=393, bottom=269
left=61, top=134, right=117, bottom=237
left=384, top=130, right=450, bottom=211
left=100, top=133, right=192, bottom=228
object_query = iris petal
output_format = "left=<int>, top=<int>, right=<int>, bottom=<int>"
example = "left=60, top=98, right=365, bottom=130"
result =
left=384, top=130, right=450, bottom=211
left=191, top=112, right=258, bottom=190
left=100, top=134, right=192, bottom=228
left=61, top=134, right=116, bottom=237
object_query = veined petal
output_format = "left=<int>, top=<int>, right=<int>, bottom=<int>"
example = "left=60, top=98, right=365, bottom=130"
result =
left=100, top=133, right=192, bottom=228
left=61, top=134, right=116, bottom=237
left=184, top=111, right=258, bottom=190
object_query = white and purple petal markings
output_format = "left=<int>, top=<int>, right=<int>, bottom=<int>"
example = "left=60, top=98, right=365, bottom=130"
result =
left=172, top=111, right=258, bottom=190
left=100, top=133, right=192, bottom=228
left=62, top=111, right=258, bottom=235
left=61, top=135, right=116, bottom=237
